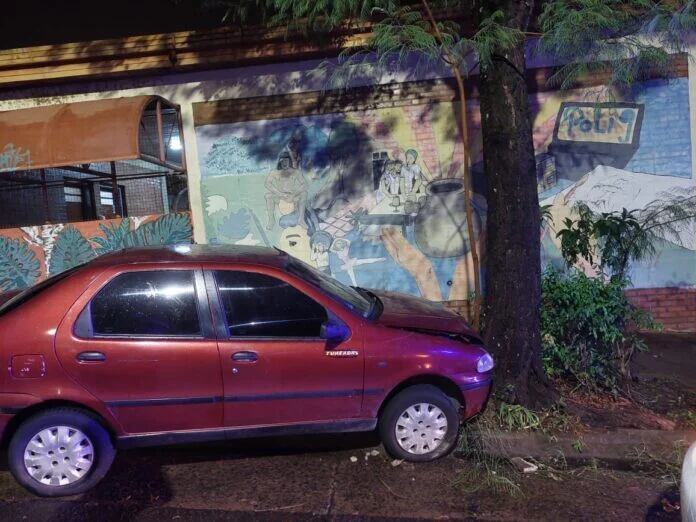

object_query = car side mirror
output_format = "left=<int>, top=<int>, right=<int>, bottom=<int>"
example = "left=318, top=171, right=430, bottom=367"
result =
left=320, top=319, right=349, bottom=342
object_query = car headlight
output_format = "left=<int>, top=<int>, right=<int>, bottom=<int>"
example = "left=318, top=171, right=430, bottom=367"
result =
left=476, top=353, right=494, bottom=373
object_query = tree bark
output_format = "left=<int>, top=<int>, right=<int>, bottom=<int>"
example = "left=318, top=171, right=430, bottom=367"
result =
left=475, top=2, right=554, bottom=407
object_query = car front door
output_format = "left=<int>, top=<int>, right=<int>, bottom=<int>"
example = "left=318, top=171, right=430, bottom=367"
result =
left=55, top=267, right=223, bottom=435
left=205, top=268, right=364, bottom=428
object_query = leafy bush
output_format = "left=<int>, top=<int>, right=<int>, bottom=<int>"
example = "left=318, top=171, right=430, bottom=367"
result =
left=541, top=270, right=655, bottom=391
left=557, top=193, right=696, bottom=283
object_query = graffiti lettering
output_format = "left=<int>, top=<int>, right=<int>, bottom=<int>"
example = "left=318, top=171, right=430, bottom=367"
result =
left=558, top=106, right=639, bottom=145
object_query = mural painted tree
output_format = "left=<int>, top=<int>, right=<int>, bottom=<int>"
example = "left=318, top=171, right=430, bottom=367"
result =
left=0, top=237, right=40, bottom=292
left=49, top=226, right=96, bottom=275
left=91, top=219, right=132, bottom=256
left=213, top=0, right=694, bottom=407
left=123, top=213, right=193, bottom=246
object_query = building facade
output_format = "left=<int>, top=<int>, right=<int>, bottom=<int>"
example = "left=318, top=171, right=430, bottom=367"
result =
left=0, top=28, right=694, bottom=330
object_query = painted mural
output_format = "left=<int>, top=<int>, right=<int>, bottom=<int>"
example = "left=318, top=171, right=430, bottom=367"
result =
left=195, top=75, right=695, bottom=301
left=0, top=212, right=193, bottom=292
left=196, top=103, right=484, bottom=301
left=526, top=78, right=696, bottom=288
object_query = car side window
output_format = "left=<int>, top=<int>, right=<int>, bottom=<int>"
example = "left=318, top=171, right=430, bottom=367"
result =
left=214, top=270, right=327, bottom=338
left=86, top=270, right=201, bottom=337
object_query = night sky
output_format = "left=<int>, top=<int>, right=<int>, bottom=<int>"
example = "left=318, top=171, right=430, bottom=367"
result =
left=0, top=0, right=226, bottom=50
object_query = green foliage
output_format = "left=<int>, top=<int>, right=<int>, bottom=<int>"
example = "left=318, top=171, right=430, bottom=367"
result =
left=572, top=437, right=586, bottom=453
left=593, top=207, right=652, bottom=281
left=557, top=192, right=696, bottom=281
left=540, top=204, right=554, bottom=225
left=91, top=219, right=132, bottom=255
left=49, top=226, right=95, bottom=275
left=541, top=270, right=655, bottom=390
left=216, top=1, right=528, bottom=87
left=539, top=0, right=696, bottom=90
left=0, top=237, right=40, bottom=292
left=214, top=0, right=694, bottom=94
left=638, top=189, right=696, bottom=248
left=124, top=213, right=193, bottom=247
left=557, top=203, right=596, bottom=269
left=470, top=10, right=524, bottom=67
left=496, top=403, right=541, bottom=431
left=558, top=204, right=653, bottom=282
left=681, top=411, right=696, bottom=430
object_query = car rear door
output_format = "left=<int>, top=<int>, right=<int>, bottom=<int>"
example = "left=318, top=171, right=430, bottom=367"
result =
left=204, top=267, right=365, bottom=428
left=55, top=267, right=224, bottom=435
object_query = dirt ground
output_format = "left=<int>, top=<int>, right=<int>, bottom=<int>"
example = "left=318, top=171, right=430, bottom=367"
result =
left=0, top=332, right=692, bottom=521
left=0, top=435, right=681, bottom=521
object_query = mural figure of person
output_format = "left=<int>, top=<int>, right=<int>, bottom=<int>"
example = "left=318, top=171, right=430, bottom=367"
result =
left=310, top=230, right=333, bottom=274
left=264, top=151, right=308, bottom=230
left=377, top=159, right=404, bottom=204
left=283, top=127, right=303, bottom=169
left=401, top=149, right=425, bottom=195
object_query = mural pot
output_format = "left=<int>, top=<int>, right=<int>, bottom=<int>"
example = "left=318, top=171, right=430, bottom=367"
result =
left=414, top=178, right=480, bottom=258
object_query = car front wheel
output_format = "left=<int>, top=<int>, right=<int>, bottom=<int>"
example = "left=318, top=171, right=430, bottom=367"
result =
left=8, top=408, right=115, bottom=497
left=379, top=384, right=460, bottom=462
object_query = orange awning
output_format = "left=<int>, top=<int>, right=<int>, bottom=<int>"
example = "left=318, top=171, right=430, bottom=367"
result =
left=0, top=95, right=180, bottom=173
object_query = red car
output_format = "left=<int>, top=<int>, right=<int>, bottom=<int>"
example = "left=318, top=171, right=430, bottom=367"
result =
left=0, top=245, right=493, bottom=496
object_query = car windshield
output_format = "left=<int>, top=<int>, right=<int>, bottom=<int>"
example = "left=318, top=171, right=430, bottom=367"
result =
left=285, top=258, right=375, bottom=318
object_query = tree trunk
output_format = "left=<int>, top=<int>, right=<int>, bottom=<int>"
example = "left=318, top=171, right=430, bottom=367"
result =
left=476, top=18, right=554, bottom=407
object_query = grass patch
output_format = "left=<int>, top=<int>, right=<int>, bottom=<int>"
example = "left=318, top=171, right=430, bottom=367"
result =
left=454, top=419, right=522, bottom=497
left=628, top=442, right=687, bottom=489
left=453, top=398, right=586, bottom=497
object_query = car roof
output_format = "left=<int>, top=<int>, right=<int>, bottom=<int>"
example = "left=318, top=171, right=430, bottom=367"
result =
left=89, top=244, right=288, bottom=268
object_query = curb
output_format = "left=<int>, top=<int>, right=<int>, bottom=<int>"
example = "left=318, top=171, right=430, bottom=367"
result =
left=478, top=428, right=696, bottom=465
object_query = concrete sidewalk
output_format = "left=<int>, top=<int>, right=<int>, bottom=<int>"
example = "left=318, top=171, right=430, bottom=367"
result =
left=485, top=428, right=695, bottom=465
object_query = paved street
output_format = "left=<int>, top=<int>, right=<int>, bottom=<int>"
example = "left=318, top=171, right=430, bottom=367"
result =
left=0, top=431, right=678, bottom=521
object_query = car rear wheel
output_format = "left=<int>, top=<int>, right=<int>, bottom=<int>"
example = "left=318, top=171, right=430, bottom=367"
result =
left=379, top=384, right=460, bottom=462
left=8, top=408, right=115, bottom=497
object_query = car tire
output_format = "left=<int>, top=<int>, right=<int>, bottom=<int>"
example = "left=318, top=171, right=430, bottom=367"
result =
left=379, top=384, right=460, bottom=462
left=8, top=408, right=115, bottom=497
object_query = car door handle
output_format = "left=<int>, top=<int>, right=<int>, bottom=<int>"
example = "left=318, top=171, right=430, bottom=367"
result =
left=231, top=351, right=258, bottom=362
left=76, top=351, right=106, bottom=362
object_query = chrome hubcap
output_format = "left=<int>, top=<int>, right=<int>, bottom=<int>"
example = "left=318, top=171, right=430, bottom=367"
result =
left=395, top=403, right=448, bottom=455
left=23, top=426, right=94, bottom=486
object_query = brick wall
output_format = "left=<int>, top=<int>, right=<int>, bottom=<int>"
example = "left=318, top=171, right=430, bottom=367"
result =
left=624, top=79, right=692, bottom=178
left=445, top=290, right=696, bottom=333
left=626, top=288, right=696, bottom=333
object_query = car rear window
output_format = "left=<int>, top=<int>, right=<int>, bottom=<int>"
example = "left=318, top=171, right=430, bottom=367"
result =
left=87, top=270, right=201, bottom=337
left=0, top=265, right=84, bottom=318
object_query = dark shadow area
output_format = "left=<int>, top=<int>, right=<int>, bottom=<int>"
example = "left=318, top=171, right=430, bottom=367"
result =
left=0, top=0, right=226, bottom=50
left=0, top=502, right=440, bottom=522
left=0, top=431, right=380, bottom=520
left=644, top=486, right=681, bottom=521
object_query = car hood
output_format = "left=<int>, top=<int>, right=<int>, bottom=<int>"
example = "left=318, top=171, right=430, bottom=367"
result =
left=370, top=289, right=480, bottom=339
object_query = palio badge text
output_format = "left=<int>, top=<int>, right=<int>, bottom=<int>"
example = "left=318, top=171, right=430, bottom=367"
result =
left=325, top=350, right=359, bottom=358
